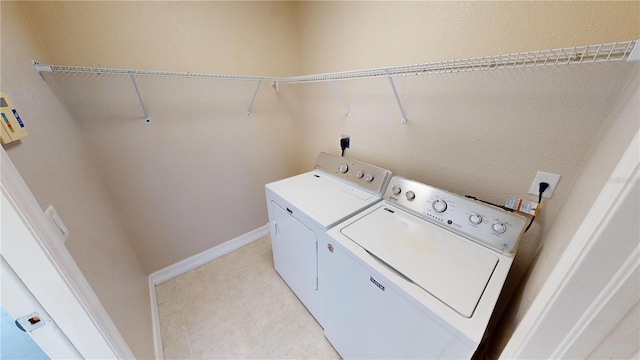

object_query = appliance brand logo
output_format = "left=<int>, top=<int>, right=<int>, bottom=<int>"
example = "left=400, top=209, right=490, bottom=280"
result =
left=370, top=276, right=385, bottom=291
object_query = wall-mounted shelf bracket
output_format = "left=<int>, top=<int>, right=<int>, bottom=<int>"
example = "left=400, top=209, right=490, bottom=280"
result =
left=628, top=41, right=640, bottom=62
left=130, top=74, right=151, bottom=123
left=387, top=70, right=407, bottom=124
left=246, top=80, right=262, bottom=117
left=271, top=80, right=279, bottom=92
left=328, top=81, right=351, bottom=117
left=32, top=60, right=53, bottom=73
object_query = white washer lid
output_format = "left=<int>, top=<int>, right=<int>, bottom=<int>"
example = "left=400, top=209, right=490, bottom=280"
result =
left=341, top=206, right=499, bottom=318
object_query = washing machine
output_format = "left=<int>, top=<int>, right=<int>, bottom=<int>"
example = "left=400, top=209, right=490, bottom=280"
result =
left=265, top=152, right=392, bottom=327
left=324, top=176, right=527, bottom=359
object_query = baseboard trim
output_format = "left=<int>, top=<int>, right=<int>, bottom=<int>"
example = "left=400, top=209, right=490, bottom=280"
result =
left=148, top=277, right=164, bottom=360
left=149, top=224, right=270, bottom=285
left=148, top=224, right=269, bottom=359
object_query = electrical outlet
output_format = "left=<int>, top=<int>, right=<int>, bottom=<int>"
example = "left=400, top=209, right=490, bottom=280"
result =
left=340, top=135, right=350, bottom=149
left=528, top=171, right=561, bottom=199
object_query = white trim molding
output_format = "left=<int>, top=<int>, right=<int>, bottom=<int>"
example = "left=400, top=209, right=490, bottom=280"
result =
left=148, top=224, right=269, bottom=359
left=148, top=224, right=269, bottom=285
left=500, top=129, right=640, bottom=359
left=1, top=147, right=135, bottom=359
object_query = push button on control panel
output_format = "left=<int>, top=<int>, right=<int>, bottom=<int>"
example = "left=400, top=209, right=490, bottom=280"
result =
left=339, top=164, right=349, bottom=173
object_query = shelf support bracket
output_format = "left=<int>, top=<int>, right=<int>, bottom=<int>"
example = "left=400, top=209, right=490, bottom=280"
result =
left=130, top=74, right=151, bottom=123
left=328, top=81, right=351, bottom=117
left=386, top=70, right=407, bottom=124
left=246, top=80, right=262, bottom=117
left=32, top=60, right=53, bottom=73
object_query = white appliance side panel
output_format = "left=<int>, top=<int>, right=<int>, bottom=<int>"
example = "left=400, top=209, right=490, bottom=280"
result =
left=325, top=239, right=475, bottom=359
left=342, top=206, right=499, bottom=318
left=266, top=172, right=379, bottom=229
left=268, top=200, right=322, bottom=322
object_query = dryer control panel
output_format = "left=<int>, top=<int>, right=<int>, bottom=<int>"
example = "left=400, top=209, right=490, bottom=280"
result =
left=384, top=176, right=526, bottom=255
left=314, top=152, right=392, bottom=196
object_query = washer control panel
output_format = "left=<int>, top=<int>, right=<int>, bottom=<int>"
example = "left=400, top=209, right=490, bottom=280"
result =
left=315, top=152, right=392, bottom=196
left=384, top=176, right=526, bottom=255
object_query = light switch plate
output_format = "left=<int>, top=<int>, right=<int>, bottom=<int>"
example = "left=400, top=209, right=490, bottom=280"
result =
left=528, top=171, right=561, bottom=199
left=45, top=205, right=68, bottom=243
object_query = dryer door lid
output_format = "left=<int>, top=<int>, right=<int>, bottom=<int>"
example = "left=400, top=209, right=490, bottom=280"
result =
left=341, top=206, right=499, bottom=318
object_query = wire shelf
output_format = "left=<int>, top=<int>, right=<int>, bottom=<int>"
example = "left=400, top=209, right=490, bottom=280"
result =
left=34, top=39, right=637, bottom=84
left=35, top=64, right=276, bottom=82
left=284, top=40, right=638, bottom=83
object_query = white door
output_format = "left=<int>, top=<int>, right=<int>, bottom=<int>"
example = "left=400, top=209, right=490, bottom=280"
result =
left=269, top=201, right=319, bottom=313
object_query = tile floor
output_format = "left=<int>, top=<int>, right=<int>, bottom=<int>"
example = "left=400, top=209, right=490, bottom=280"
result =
left=155, top=236, right=340, bottom=359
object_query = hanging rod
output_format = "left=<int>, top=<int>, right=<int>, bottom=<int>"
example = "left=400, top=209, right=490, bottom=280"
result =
left=34, top=40, right=637, bottom=84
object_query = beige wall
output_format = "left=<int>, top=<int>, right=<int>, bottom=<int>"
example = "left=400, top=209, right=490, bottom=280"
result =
left=3, top=0, right=639, bottom=358
left=23, top=1, right=299, bottom=76
left=0, top=2, right=154, bottom=358
left=44, top=74, right=300, bottom=272
left=18, top=1, right=302, bottom=272
left=297, top=1, right=640, bottom=74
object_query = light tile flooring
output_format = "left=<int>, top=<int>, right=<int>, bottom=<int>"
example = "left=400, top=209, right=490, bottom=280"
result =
left=155, top=236, right=340, bottom=359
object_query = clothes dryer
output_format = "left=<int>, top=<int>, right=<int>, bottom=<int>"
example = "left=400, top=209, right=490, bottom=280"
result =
left=265, top=152, right=391, bottom=327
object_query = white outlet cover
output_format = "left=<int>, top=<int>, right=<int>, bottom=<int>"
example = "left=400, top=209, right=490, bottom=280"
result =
left=528, top=171, right=562, bottom=199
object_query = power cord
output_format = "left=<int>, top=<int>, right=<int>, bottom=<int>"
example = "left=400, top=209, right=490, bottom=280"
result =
left=524, top=182, right=549, bottom=233
left=464, top=195, right=515, bottom=212
left=340, top=137, right=350, bottom=157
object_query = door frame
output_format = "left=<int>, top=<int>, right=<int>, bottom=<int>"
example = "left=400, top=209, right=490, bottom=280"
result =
left=2, top=256, right=82, bottom=359
left=500, top=129, right=639, bottom=358
left=1, top=147, right=134, bottom=358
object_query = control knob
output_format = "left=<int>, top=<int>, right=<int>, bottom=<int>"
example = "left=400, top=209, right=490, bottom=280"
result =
left=469, top=213, right=482, bottom=225
left=356, top=170, right=364, bottom=178
left=406, top=191, right=416, bottom=201
left=492, top=222, right=507, bottom=234
left=365, top=173, right=375, bottom=182
left=339, top=164, right=349, bottom=173
left=432, top=199, right=447, bottom=213
left=392, top=185, right=402, bottom=195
